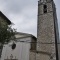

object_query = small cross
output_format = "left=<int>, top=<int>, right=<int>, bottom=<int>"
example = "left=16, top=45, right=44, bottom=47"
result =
left=10, top=54, right=13, bottom=59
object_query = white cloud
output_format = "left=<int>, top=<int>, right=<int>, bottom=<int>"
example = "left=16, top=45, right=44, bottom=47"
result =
left=0, top=0, right=60, bottom=37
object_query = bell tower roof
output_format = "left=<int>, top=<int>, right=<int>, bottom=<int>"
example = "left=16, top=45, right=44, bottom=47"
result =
left=39, top=0, right=53, bottom=4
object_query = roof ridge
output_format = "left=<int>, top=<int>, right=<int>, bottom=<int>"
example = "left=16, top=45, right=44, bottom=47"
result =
left=0, top=11, right=11, bottom=24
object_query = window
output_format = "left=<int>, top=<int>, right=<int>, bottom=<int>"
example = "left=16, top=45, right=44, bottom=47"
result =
left=44, top=5, right=47, bottom=13
left=11, top=43, right=16, bottom=50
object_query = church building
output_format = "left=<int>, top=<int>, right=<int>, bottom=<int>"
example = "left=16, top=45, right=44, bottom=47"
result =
left=1, top=32, right=36, bottom=60
left=37, top=0, right=59, bottom=60
left=0, top=11, right=37, bottom=60
left=0, top=0, right=60, bottom=60
left=30, top=0, right=59, bottom=60
left=0, top=11, right=36, bottom=60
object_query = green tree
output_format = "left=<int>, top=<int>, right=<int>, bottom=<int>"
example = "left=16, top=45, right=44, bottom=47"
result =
left=0, top=24, right=16, bottom=44
left=0, top=22, right=16, bottom=57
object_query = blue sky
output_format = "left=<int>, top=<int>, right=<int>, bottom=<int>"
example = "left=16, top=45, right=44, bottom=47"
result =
left=0, top=0, right=60, bottom=37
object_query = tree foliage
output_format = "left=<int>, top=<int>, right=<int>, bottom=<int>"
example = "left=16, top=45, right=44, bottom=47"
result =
left=0, top=23, right=16, bottom=44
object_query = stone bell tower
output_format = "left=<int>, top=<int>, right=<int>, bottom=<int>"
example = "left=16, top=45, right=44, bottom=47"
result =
left=36, top=0, right=59, bottom=60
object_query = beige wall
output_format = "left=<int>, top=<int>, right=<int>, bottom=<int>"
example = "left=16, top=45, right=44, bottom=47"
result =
left=29, top=51, right=36, bottom=60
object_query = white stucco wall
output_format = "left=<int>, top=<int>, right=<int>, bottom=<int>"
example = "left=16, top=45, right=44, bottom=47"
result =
left=1, top=37, right=31, bottom=60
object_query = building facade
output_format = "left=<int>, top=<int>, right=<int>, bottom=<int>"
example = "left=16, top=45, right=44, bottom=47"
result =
left=1, top=32, right=36, bottom=60
left=36, top=0, right=59, bottom=60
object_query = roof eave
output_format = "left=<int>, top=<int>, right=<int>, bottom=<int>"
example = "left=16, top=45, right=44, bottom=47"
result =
left=0, top=11, right=11, bottom=25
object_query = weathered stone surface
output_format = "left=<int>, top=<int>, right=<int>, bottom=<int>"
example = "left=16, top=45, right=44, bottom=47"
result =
left=36, top=53, right=50, bottom=60
left=29, top=51, right=36, bottom=60
left=37, top=12, right=55, bottom=43
left=36, top=0, right=59, bottom=60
